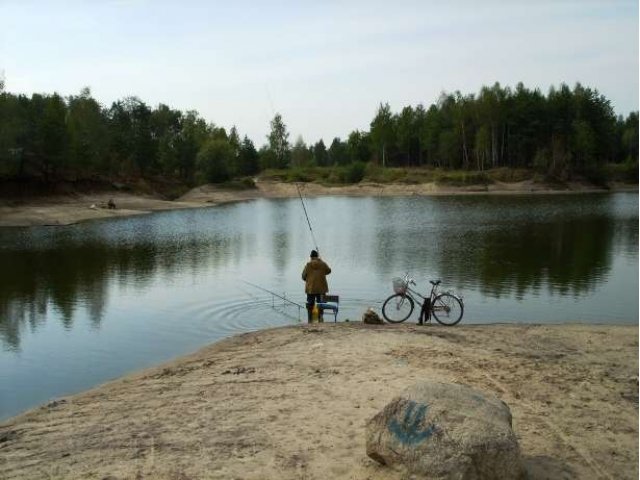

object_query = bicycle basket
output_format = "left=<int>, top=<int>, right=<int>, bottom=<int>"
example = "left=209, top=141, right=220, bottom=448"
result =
left=392, top=277, right=408, bottom=294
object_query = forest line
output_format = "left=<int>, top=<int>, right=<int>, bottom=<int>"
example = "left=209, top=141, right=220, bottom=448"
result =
left=0, top=81, right=637, bottom=191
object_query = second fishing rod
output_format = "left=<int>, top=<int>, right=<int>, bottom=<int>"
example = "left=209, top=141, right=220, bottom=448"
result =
left=296, top=182, right=320, bottom=255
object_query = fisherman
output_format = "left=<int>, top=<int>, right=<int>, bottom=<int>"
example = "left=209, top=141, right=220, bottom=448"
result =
left=301, top=250, right=331, bottom=323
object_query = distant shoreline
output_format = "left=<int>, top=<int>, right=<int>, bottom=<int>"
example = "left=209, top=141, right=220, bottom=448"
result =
left=0, top=180, right=636, bottom=227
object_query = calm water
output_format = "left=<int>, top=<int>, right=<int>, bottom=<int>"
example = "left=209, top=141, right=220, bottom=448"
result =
left=1, top=193, right=638, bottom=420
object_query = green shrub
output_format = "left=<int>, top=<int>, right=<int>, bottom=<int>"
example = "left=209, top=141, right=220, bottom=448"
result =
left=285, top=168, right=314, bottom=182
left=580, top=165, right=609, bottom=188
left=344, top=162, right=367, bottom=183
left=325, top=168, right=344, bottom=184
left=605, top=161, right=639, bottom=183
left=218, top=177, right=257, bottom=190
left=258, top=169, right=287, bottom=181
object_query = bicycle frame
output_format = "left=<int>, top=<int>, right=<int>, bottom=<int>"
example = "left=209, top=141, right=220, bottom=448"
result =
left=399, top=274, right=442, bottom=320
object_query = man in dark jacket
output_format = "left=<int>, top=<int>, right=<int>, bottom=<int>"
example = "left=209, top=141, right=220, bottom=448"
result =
left=301, top=250, right=331, bottom=323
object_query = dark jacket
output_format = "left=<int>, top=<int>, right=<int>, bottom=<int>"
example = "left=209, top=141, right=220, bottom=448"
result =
left=302, top=258, right=331, bottom=294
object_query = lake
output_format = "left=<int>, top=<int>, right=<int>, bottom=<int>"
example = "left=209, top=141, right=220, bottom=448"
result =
left=1, top=192, right=638, bottom=420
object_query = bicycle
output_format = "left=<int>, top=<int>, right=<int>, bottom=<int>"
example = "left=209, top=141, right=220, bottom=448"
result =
left=381, top=273, right=464, bottom=326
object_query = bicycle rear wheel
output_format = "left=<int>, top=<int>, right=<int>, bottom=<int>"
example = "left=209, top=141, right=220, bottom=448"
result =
left=431, top=293, right=464, bottom=326
left=382, top=294, right=414, bottom=323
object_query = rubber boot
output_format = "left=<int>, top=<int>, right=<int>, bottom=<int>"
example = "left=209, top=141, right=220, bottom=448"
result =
left=306, top=306, right=313, bottom=323
left=318, top=308, right=324, bottom=323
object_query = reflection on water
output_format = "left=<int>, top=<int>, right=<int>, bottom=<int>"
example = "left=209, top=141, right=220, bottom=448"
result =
left=0, top=193, right=637, bottom=419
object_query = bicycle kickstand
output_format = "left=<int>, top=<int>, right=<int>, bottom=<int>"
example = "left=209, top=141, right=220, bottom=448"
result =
left=419, top=300, right=431, bottom=325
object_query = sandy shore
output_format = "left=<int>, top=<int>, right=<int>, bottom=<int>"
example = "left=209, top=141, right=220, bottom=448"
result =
left=0, top=180, right=635, bottom=227
left=1, top=323, right=637, bottom=480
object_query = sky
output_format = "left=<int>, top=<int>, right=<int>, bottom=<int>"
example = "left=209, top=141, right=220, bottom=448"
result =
left=1, top=0, right=638, bottom=147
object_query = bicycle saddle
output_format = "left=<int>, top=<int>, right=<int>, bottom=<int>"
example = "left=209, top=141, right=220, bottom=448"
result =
left=429, top=280, right=441, bottom=286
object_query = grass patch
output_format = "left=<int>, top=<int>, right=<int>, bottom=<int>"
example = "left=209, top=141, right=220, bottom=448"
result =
left=363, top=165, right=408, bottom=183
left=216, top=177, right=258, bottom=190
left=258, top=165, right=568, bottom=187
left=604, top=162, right=639, bottom=183
left=433, top=169, right=493, bottom=186
left=260, top=167, right=330, bottom=183
left=487, top=168, right=534, bottom=183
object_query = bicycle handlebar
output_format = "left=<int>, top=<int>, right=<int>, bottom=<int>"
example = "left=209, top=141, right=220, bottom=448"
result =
left=403, top=272, right=416, bottom=286
left=403, top=273, right=439, bottom=288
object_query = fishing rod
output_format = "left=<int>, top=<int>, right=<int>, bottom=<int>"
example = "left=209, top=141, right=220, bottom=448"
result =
left=263, top=86, right=319, bottom=255
left=244, top=280, right=380, bottom=307
left=296, top=182, right=320, bottom=254
left=242, top=280, right=304, bottom=309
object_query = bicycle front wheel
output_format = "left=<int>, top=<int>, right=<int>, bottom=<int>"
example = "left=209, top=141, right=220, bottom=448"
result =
left=382, top=294, right=414, bottom=323
left=431, top=293, right=464, bottom=326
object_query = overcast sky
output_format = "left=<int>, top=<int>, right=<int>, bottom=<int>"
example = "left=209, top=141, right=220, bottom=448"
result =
left=1, top=0, right=638, bottom=146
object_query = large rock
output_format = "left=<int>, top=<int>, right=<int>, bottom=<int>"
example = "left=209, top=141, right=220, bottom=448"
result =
left=366, top=381, right=525, bottom=480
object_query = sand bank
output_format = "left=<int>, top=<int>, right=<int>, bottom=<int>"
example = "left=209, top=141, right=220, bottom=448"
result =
left=0, top=180, right=635, bottom=227
left=1, top=323, right=637, bottom=479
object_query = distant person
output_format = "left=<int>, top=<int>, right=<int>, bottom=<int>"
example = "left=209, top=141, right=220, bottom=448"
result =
left=107, top=198, right=116, bottom=210
left=302, top=250, right=331, bottom=323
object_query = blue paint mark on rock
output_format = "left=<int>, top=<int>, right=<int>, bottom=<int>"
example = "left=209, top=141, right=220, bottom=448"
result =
left=388, top=400, right=438, bottom=445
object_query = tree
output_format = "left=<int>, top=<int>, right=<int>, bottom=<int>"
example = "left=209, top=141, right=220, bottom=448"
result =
left=547, top=83, right=574, bottom=173
left=0, top=92, right=29, bottom=176
left=151, top=103, right=181, bottom=176
left=347, top=130, right=371, bottom=164
left=453, top=91, right=474, bottom=169
left=66, top=88, right=109, bottom=177
left=395, top=106, right=417, bottom=166
left=438, top=129, right=459, bottom=169
left=474, top=125, right=491, bottom=171
left=0, top=81, right=635, bottom=185
left=571, top=84, right=616, bottom=166
left=258, top=145, right=278, bottom=170
left=267, top=113, right=290, bottom=168
left=228, top=126, right=240, bottom=153
left=124, top=97, right=155, bottom=175
left=509, top=83, right=547, bottom=168
left=312, top=139, right=328, bottom=167
left=419, top=105, right=442, bottom=167
left=40, top=93, right=68, bottom=181
left=107, top=100, right=133, bottom=175
left=328, top=137, right=349, bottom=165
left=370, top=102, right=396, bottom=166
left=621, top=112, right=639, bottom=162
left=237, top=135, right=260, bottom=175
left=476, top=83, right=509, bottom=168
left=196, top=138, right=234, bottom=183
left=225, top=126, right=241, bottom=177
left=177, top=111, right=208, bottom=181
left=572, top=119, right=596, bottom=169
left=290, top=136, right=313, bottom=167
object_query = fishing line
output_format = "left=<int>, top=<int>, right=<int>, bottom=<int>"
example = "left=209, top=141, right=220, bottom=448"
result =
left=296, top=182, right=320, bottom=253
left=242, top=281, right=303, bottom=322
left=242, top=280, right=304, bottom=309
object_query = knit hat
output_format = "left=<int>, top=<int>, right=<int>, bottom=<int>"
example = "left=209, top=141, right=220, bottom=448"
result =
left=310, top=250, right=318, bottom=258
